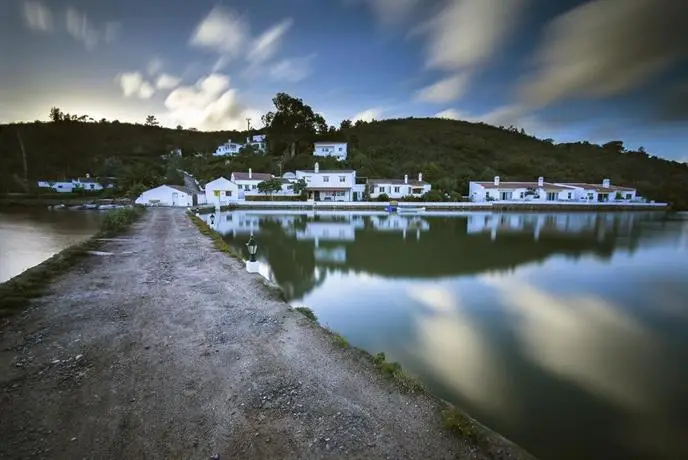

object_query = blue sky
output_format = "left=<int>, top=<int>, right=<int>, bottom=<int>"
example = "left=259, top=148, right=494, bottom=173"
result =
left=1, top=0, right=686, bottom=161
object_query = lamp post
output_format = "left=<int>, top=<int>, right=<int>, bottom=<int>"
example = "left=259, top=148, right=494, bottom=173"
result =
left=246, top=234, right=258, bottom=262
left=245, top=233, right=259, bottom=273
left=209, top=213, right=215, bottom=226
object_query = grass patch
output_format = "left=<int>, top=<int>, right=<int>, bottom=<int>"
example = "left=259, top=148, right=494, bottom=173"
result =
left=101, top=206, right=145, bottom=236
left=188, top=213, right=244, bottom=259
left=371, top=352, right=424, bottom=392
left=442, top=408, right=485, bottom=445
left=0, top=207, right=144, bottom=318
left=330, top=332, right=349, bottom=348
left=294, top=306, right=317, bottom=322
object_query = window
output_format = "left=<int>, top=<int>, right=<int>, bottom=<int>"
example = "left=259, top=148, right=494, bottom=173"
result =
left=394, top=186, right=400, bottom=193
left=567, top=192, right=572, bottom=199
left=546, top=192, right=557, bottom=201
left=339, top=176, right=346, bottom=182
left=323, top=176, right=330, bottom=182
left=378, top=186, right=385, bottom=193
left=90, top=184, right=95, bottom=189
left=305, top=176, right=311, bottom=182
left=626, top=193, right=632, bottom=200
left=338, top=147, right=342, bottom=151
left=251, top=184, right=257, bottom=190
left=244, top=185, right=250, bottom=191
left=225, top=191, right=232, bottom=197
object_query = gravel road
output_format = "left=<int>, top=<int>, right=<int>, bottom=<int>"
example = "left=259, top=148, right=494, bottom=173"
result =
left=0, top=209, right=532, bottom=459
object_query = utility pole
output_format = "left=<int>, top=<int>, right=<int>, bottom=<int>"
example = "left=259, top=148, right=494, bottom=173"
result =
left=16, top=129, right=28, bottom=181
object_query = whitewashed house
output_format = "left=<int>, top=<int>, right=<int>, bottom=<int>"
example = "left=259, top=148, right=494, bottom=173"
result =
left=49, top=181, right=75, bottom=193
left=295, top=162, right=363, bottom=201
left=214, top=140, right=244, bottom=157
left=469, top=177, right=577, bottom=202
left=554, top=179, right=638, bottom=202
left=230, top=169, right=275, bottom=198
left=246, top=134, right=267, bottom=152
left=72, top=176, right=104, bottom=191
left=313, top=142, right=347, bottom=161
left=135, top=185, right=193, bottom=207
left=204, top=177, right=240, bottom=207
left=368, top=173, right=431, bottom=199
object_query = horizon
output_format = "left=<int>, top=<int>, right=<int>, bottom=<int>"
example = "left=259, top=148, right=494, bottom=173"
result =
left=2, top=0, right=686, bottom=162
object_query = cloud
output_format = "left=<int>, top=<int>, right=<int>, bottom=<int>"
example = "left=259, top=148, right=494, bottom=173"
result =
left=248, top=18, right=294, bottom=64
left=190, top=6, right=295, bottom=71
left=415, top=74, right=469, bottom=103
left=352, top=108, right=383, bottom=123
left=519, top=0, right=688, bottom=108
left=155, top=74, right=182, bottom=90
left=434, top=105, right=552, bottom=136
left=115, top=72, right=155, bottom=99
left=422, top=0, right=525, bottom=71
left=147, top=57, right=164, bottom=76
left=22, top=1, right=53, bottom=32
left=162, top=74, right=261, bottom=131
left=269, top=54, right=316, bottom=83
left=65, top=7, right=117, bottom=49
left=657, top=81, right=688, bottom=122
left=189, top=6, right=249, bottom=58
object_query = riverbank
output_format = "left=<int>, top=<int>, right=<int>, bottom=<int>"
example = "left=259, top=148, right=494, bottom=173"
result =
left=0, top=206, right=144, bottom=319
left=191, top=200, right=669, bottom=214
left=0, top=196, right=132, bottom=209
left=0, top=208, right=535, bottom=459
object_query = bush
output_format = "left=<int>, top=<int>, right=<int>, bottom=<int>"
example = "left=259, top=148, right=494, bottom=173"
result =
left=376, top=193, right=390, bottom=202
left=245, top=195, right=307, bottom=201
left=101, top=206, right=144, bottom=235
left=423, top=190, right=443, bottom=202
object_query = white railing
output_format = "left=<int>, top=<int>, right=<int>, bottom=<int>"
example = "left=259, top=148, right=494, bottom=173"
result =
left=226, top=200, right=668, bottom=209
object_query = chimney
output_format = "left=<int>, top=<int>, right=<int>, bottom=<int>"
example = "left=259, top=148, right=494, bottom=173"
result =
left=602, top=178, right=611, bottom=188
left=494, top=176, right=500, bottom=186
left=249, top=168, right=252, bottom=179
left=418, top=172, right=423, bottom=182
left=538, top=176, right=544, bottom=187
left=404, top=174, right=408, bottom=184
left=314, top=162, right=320, bottom=173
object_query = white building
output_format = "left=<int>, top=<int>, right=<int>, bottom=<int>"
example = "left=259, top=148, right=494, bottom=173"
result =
left=368, top=173, right=431, bottom=199
left=313, top=142, right=347, bottom=161
left=230, top=169, right=275, bottom=197
left=469, top=177, right=578, bottom=202
left=295, top=162, right=363, bottom=201
left=246, top=134, right=267, bottom=152
left=554, top=179, right=638, bottom=202
left=73, top=176, right=104, bottom=191
left=135, top=185, right=193, bottom=207
left=204, top=177, right=240, bottom=207
left=37, top=174, right=107, bottom=193
left=214, top=140, right=244, bottom=157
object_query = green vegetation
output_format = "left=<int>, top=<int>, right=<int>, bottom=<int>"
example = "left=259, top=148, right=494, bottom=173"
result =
left=187, top=213, right=243, bottom=259
left=294, top=306, right=318, bottom=322
left=0, top=207, right=145, bottom=318
left=328, top=330, right=349, bottom=349
left=371, top=352, right=424, bottom=392
left=3, top=95, right=687, bottom=208
left=442, top=408, right=485, bottom=446
left=257, top=177, right=284, bottom=197
left=101, top=206, right=145, bottom=235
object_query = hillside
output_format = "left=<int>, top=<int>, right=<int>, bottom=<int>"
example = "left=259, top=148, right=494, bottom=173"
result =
left=1, top=116, right=686, bottom=209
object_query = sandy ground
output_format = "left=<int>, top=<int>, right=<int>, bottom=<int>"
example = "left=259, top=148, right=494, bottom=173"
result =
left=0, top=209, right=532, bottom=459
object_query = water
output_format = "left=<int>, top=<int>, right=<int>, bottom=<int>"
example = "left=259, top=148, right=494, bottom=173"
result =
left=0, top=209, right=105, bottom=283
left=203, top=209, right=688, bottom=460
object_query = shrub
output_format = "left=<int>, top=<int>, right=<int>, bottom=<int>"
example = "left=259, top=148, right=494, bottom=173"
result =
left=101, top=206, right=144, bottom=235
left=294, top=306, right=318, bottom=322
left=376, top=193, right=390, bottom=202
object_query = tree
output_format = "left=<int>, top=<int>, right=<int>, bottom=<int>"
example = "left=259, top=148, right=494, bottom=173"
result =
left=49, top=107, right=63, bottom=122
left=261, top=93, right=327, bottom=157
left=257, top=177, right=283, bottom=197
left=292, top=178, right=307, bottom=197
left=340, top=119, right=352, bottom=131
left=176, top=125, right=183, bottom=130
left=145, top=115, right=159, bottom=127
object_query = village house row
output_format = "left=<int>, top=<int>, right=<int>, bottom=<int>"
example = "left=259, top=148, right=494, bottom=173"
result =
left=37, top=139, right=644, bottom=206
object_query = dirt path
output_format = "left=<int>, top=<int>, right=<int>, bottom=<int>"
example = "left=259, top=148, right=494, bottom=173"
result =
left=0, top=209, right=529, bottom=459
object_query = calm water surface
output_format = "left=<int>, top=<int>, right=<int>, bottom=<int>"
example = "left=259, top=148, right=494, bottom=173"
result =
left=0, top=209, right=105, bottom=283
left=204, top=209, right=688, bottom=460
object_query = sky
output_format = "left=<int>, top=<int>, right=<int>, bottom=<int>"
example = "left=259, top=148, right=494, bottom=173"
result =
left=1, top=0, right=686, bottom=161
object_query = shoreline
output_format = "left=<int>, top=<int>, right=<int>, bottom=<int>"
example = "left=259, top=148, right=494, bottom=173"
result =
left=188, top=212, right=537, bottom=459
left=1, top=208, right=537, bottom=459
left=192, top=200, right=670, bottom=214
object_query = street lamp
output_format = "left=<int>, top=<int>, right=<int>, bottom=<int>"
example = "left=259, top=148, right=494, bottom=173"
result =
left=246, top=234, right=258, bottom=262
left=209, top=213, right=215, bottom=226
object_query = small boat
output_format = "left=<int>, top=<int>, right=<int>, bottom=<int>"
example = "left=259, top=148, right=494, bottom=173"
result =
left=397, top=206, right=426, bottom=214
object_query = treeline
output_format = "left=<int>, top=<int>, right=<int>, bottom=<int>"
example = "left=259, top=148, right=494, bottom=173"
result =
left=1, top=97, right=687, bottom=209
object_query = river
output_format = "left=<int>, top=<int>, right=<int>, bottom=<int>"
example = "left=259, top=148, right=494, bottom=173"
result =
left=202, top=209, right=688, bottom=460
left=0, top=209, right=105, bottom=283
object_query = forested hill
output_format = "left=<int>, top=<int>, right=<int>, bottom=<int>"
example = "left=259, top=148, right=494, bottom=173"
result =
left=1, top=116, right=686, bottom=209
